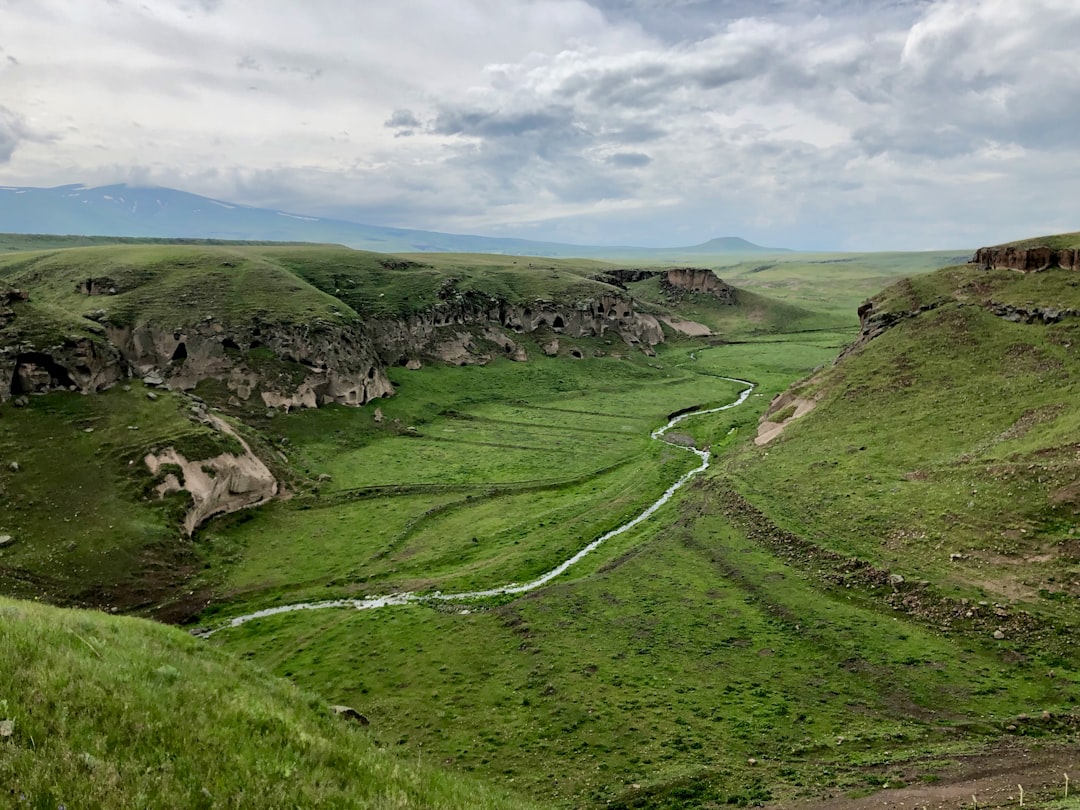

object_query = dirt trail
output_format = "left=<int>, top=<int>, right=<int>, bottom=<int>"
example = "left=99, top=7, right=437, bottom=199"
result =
left=772, top=743, right=1076, bottom=810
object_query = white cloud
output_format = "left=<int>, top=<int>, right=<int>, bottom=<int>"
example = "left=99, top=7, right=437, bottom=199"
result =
left=1, top=0, right=1078, bottom=249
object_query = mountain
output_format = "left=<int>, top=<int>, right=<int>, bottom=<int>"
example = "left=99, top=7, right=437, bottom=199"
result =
left=0, top=183, right=784, bottom=257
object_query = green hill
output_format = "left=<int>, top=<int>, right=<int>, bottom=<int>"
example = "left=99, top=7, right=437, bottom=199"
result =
left=731, top=256, right=1080, bottom=631
left=0, top=596, right=538, bottom=809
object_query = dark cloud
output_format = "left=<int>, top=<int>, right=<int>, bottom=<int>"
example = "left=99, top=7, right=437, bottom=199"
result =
left=384, top=109, right=421, bottom=129
left=607, top=151, right=651, bottom=167
left=0, top=106, right=30, bottom=162
left=431, top=106, right=578, bottom=139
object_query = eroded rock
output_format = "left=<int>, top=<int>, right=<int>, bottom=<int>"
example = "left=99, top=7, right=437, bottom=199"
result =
left=144, top=415, right=278, bottom=535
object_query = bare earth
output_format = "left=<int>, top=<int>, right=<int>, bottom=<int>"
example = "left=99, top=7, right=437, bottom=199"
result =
left=770, top=742, right=1077, bottom=810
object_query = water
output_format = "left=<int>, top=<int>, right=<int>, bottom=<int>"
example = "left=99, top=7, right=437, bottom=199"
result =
left=198, top=377, right=754, bottom=637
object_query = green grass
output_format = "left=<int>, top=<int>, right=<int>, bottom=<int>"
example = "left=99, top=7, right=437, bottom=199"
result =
left=0, top=384, right=247, bottom=612
left=710, top=250, right=971, bottom=321
left=215, top=477, right=1075, bottom=807
left=197, top=350, right=751, bottom=613
left=0, top=244, right=358, bottom=329
left=725, top=264, right=1080, bottom=629
left=1002, top=232, right=1080, bottom=250
left=5, top=236, right=1079, bottom=807
left=0, top=596, right=540, bottom=809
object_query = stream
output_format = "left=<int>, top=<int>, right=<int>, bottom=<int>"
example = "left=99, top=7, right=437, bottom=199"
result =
left=199, top=377, right=755, bottom=636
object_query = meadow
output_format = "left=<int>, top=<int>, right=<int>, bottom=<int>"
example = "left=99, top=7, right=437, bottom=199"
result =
left=209, top=335, right=1079, bottom=807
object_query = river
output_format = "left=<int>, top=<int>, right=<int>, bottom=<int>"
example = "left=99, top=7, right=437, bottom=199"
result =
left=198, top=376, right=755, bottom=637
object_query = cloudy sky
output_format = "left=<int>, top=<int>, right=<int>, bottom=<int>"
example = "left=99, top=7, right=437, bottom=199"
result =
left=1, top=0, right=1079, bottom=250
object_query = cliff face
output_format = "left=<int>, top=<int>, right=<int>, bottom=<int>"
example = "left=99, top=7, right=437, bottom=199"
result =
left=661, top=268, right=737, bottom=303
left=974, top=246, right=1080, bottom=272
left=0, top=283, right=665, bottom=404
left=370, top=293, right=664, bottom=368
left=106, top=319, right=393, bottom=411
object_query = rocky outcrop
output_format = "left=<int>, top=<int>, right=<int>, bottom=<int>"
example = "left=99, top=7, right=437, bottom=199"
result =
left=660, top=268, right=737, bottom=303
left=2, top=289, right=112, bottom=399
left=106, top=318, right=392, bottom=410
left=369, top=289, right=663, bottom=368
left=974, top=246, right=1080, bottom=272
left=588, top=269, right=664, bottom=289
left=144, top=415, right=278, bottom=535
left=835, top=298, right=945, bottom=363
left=988, top=302, right=1079, bottom=324
left=1, top=277, right=665, bottom=404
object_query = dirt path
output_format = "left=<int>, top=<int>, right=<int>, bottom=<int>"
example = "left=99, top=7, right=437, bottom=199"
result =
left=772, top=743, right=1076, bottom=810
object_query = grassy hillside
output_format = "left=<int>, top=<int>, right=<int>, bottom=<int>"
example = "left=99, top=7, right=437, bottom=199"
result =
left=0, top=385, right=258, bottom=616
left=0, top=244, right=358, bottom=330
left=7, top=236, right=1075, bottom=807
left=0, top=596, right=538, bottom=809
left=1002, top=232, right=1080, bottom=250
left=210, top=339, right=1079, bottom=808
left=727, top=262, right=1080, bottom=629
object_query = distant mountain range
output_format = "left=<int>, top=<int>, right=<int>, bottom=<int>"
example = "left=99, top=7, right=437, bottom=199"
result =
left=0, top=183, right=785, bottom=258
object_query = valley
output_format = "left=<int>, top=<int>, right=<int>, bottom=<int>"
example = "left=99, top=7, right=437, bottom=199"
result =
left=0, top=235, right=1077, bottom=808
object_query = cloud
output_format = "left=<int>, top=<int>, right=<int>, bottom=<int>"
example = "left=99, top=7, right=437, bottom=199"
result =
left=1, top=0, right=1079, bottom=249
left=385, top=109, right=421, bottom=129
left=0, top=107, right=43, bottom=163
left=606, top=151, right=651, bottom=167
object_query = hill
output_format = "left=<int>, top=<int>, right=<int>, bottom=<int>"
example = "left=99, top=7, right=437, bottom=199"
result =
left=0, top=184, right=784, bottom=257
left=735, top=246, right=1080, bottom=632
left=6, top=235, right=1075, bottom=807
left=0, top=596, right=537, bottom=809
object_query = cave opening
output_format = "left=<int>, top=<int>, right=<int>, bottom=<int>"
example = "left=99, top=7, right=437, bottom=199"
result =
left=171, top=342, right=188, bottom=362
left=552, top=315, right=565, bottom=329
left=10, top=353, right=75, bottom=394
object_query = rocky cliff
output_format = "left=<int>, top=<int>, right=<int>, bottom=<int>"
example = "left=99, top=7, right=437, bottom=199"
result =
left=589, top=267, right=738, bottom=304
left=973, top=246, right=1080, bottom=272
left=106, top=318, right=393, bottom=411
left=1, top=281, right=666, bottom=404
left=660, top=268, right=737, bottom=303
left=144, top=413, right=278, bottom=535
left=369, top=287, right=664, bottom=368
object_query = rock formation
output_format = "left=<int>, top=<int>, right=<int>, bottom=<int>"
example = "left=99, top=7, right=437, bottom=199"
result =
left=0, top=274, right=667, bottom=404
left=144, top=414, right=278, bottom=535
left=973, top=246, right=1080, bottom=272
left=369, top=289, right=663, bottom=368
left=660, top=268, right=737, bottom=303
left=106, top=318, right=393, bottom=410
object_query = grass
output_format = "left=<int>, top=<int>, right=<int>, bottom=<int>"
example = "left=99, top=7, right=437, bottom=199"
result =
left=724, top=264, right=1080, bottom=630
left=0, top=384, right=247, bottom=612
left=0, top=596, right=540, bottom=809
left=5, top=235, right=1078, bottom=807
left=1002, top=232, right=1080, bottom=250
left=197, top=349, right=750, bottom=612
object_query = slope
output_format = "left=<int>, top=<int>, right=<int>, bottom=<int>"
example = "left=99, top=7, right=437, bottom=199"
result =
left=730, top=248, right=1080, bottom=632
left=0, top=596, right=538, bottom=809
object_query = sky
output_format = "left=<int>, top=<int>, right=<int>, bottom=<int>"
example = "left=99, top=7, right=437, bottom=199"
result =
left=1, top=0, right=1079, bottom=250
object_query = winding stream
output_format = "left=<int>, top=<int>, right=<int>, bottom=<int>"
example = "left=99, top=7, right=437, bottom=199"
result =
left=200, top=377, right=755, bottom=636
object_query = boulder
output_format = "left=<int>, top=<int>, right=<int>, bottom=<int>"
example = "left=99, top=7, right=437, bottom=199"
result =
left=330, top=705, right=370, bottom=726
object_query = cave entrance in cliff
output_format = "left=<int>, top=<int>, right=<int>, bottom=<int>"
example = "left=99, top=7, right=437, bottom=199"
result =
left=171, top=342, right=188, bottom=363
left=10, top=353, right=76, bottom=395
left=552, top=315, right=565, bottom=329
